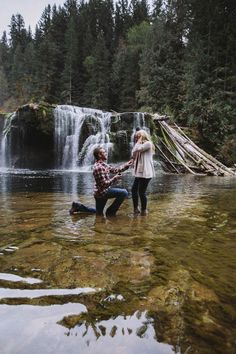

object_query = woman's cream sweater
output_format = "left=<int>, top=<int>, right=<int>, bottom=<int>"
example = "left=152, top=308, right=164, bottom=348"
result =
left=132, top=141, right=155, bottom=178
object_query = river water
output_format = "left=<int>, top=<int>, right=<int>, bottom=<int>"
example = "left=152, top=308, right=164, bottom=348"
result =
left=0, top=168, right=235, bottom=354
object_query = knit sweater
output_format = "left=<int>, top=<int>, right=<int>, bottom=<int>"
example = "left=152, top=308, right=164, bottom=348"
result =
left=132, top=141, right=155, bottom=178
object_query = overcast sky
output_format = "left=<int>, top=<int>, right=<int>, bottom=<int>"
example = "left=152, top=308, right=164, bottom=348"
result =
left=0, top=0, right=66, bottom=36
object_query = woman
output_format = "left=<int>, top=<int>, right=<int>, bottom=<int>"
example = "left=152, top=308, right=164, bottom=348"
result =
left=131, top=129, right=155, bottom=215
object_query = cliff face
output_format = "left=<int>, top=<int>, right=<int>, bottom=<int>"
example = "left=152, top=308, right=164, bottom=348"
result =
left=3, top=103, right=55, bottom=169
left=2, top=103, right=154, bottom=169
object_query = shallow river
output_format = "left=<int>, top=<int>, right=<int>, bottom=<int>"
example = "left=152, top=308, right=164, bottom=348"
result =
left=0, top=168, right=235, bottom=354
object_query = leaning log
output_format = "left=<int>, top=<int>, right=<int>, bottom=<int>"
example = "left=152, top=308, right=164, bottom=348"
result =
left=152, top=114, right=236, bottom=176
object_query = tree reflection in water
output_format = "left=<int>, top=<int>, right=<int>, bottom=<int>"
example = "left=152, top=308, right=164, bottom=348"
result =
left=60, top=310, right=178, bottom=353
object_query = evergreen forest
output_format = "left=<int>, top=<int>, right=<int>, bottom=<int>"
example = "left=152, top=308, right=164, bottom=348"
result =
left=0, top=0, right=235, bottom=164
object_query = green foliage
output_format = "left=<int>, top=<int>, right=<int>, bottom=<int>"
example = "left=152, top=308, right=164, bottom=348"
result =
left=0, top=67, right=9, bottom=105
left=179, top=0, right=236, bottom=159
left=83, top=34, right=111, bottom=109
left=112, top=21, right=151, bottom=111
left=61, top=15, right=79, bottom=104
left=0, top=0, right=235, bottom=163
left=138, top=19, right=184, bottom=115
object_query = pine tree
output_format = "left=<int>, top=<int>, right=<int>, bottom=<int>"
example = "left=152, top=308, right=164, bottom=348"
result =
left=8, top=15, right=34, bottom=102
left=9, top=14, right=28, bottom=50
left=138, top=16, right=184, bottom=114
left=181, top=0, right=236, bottom=157
left=130, top=0, right=150, bottom=25
left=0, top=32, right=10, bottom=73
left=112, top=21, right=151, bottom=111
left=61, top=15, right=79, bottom=103
left=83, top=33, right=110, bottom=109
left=0, top=67, right=9, bottom=105
left=114, top=0, right=132, bottom=46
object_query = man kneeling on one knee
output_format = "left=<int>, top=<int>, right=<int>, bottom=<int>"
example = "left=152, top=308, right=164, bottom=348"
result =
left=93, top=147, right=133, bottom=217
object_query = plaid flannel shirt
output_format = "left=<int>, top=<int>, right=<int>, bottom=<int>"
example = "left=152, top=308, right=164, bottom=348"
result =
left=93, top=160, right=129, bottom=198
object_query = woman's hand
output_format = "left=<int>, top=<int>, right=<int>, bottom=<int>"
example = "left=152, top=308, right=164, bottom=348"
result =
left=136, top=137, right=143, bottom=144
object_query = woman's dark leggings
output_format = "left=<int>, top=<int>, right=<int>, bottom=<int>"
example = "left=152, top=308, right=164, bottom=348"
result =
left=131, top=177, right=151, bottom=211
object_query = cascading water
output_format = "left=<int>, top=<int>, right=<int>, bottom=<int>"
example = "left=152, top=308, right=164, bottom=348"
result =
left=133, top=112, right=146, bottom=130
left=0, top=113, right=15, bottom=169
left=54, top=105, right=150, bottom=170
left=54, top=105, right=113, bottom=170
left=0, top=136, right=7, bottom=169
left=130, top=112, right=149, bottom=146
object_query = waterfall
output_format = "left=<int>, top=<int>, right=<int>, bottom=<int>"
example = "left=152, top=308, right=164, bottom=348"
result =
left=0, top=107, right=150, bottom=170
left=54, top=105, right=113, bottom=170
left=0, top=113, right=14, bottom=169
left=0, top=136, right=7, bottom=168
left=54, top=106, right=151, bottom=170
left=130, top=112, right=150, bottom=147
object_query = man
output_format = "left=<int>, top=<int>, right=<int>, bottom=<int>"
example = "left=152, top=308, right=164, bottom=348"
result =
left=93, top=146, right=132, bottom=217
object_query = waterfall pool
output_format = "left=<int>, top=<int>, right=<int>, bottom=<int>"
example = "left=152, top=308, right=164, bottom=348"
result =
left=0, top=169, right=235, bottom=354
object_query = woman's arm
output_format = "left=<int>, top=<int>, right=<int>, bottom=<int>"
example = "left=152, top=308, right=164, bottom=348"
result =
left=132, top=141, right=152, bottom=153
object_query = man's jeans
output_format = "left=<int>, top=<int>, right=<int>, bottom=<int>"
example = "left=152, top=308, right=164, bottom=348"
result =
left=71, top=202, right=96, bottom=213
left=95, top=188, right=128, bottom=216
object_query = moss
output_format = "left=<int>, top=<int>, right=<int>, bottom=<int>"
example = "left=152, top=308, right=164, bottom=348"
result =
left=16, top=102, right=55, bottom=136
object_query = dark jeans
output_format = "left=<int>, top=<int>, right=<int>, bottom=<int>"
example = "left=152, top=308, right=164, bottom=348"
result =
left=95, top=187, right=128, bottom=216
left=71, top=202, right=96, bottom=213
left=131, top=177, right=151, bottom=211
left=78, top=204, right=96, bottom=213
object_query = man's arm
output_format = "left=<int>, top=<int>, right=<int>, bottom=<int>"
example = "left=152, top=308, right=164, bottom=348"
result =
left=94, top=165, right=120, bottom=189
left=109, top=160, right=133, bottom=174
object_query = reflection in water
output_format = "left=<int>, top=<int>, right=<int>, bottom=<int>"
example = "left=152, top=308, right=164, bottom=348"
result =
left=0, top=287, right=98, bottom=299
left=60, top=170, right=94, bottom=199
left=0, top=272, right=42, bottom=284
left=0, top=303, right=86, bottom=354
left=61, top=310, right=177, bottom=354
left=0, top=170, right=236, bottom=354
left=0, top=305, right=176, bottom=354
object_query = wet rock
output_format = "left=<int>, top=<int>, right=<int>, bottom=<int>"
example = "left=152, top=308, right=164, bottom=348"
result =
left=190, top=281, right=219, bottom=303
left=6, top=102, right=55, bottom=168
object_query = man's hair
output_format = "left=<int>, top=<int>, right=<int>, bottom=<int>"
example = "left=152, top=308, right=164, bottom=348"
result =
left=93, top=146, right=103, bottom=160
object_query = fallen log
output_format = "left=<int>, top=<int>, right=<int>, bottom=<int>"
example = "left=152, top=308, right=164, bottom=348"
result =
left=152, top=114, right=236, bottom=176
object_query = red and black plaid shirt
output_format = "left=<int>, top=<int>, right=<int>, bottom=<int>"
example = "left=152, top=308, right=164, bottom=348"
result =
left=93, top=160, right=129, bottom=198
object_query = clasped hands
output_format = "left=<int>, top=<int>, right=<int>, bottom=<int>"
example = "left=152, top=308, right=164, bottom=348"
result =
left=115, top=159, right=133, bottom=179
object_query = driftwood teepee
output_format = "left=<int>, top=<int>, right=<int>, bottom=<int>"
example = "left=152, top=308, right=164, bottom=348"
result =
left=153, top=114, right=235, bottom=177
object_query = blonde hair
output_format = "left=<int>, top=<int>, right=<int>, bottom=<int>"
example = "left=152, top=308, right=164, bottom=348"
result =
left=136, top=129, right=155, bottom=152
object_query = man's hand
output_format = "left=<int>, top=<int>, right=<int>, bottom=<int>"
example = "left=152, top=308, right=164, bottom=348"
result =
left=115, top=173, right=122, bottom=180
left=127, top=159, right=133, bottom=166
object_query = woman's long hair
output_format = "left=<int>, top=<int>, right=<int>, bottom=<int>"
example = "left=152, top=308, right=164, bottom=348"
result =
left=136, top=129, right=155, bottom=153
